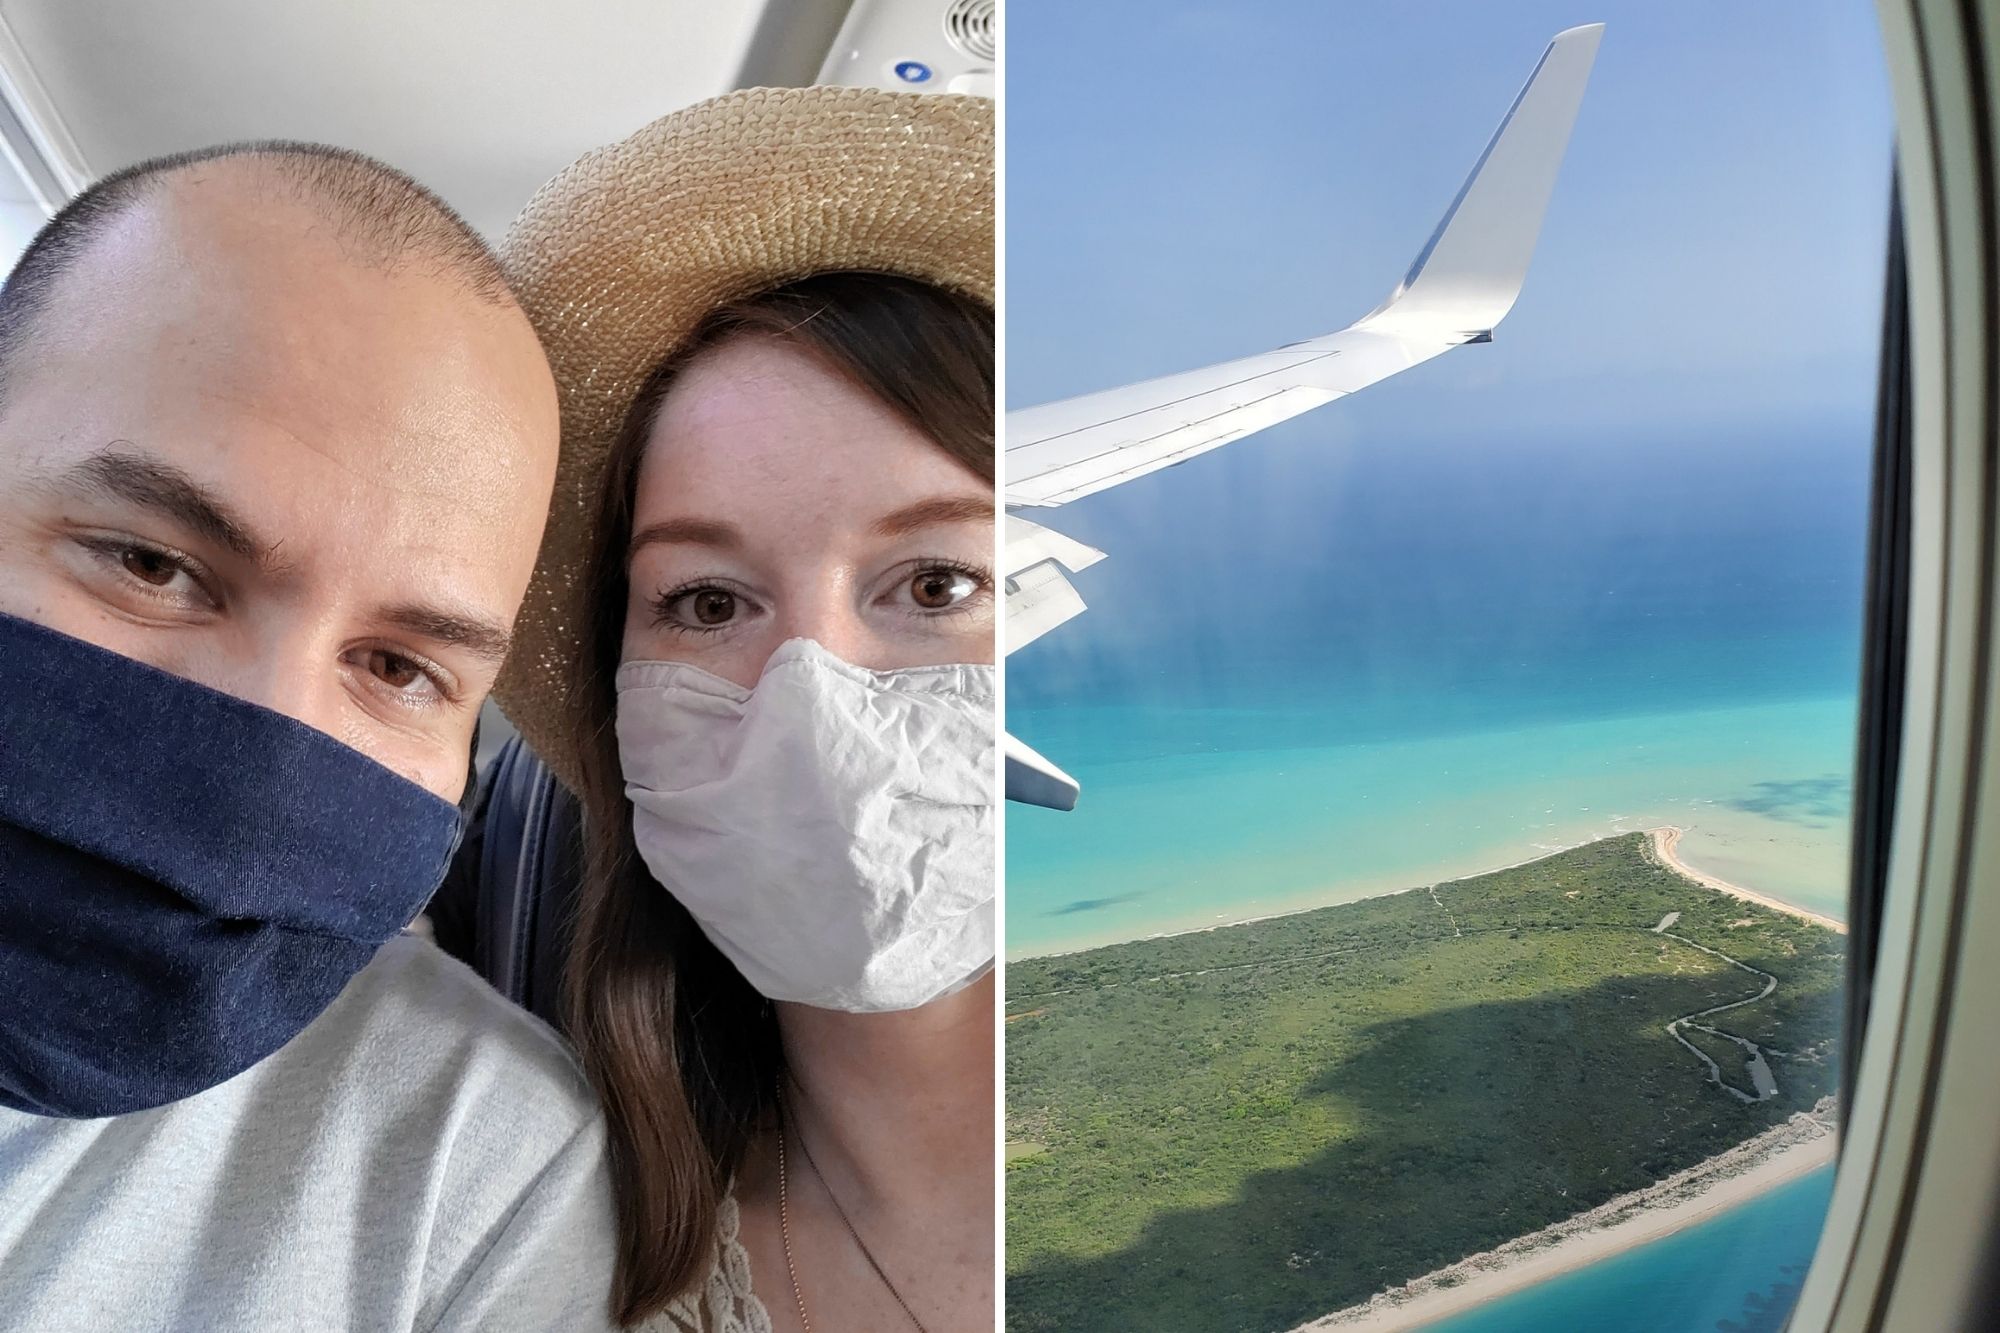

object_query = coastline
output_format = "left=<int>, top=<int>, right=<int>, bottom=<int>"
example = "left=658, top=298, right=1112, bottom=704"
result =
left=1014, top=825, right=1848, bottom=962
left=1012, top=828, right=1849, bottom=1328
left=1646, top=825, right=1848, bottom=934
left=1292, top=1101, right=1840, bottom=1332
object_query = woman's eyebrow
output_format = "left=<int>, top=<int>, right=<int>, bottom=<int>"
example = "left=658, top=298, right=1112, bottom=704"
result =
left=629, top=517, right=741, bottom=556
left=871, top=495, right=995, bottom=538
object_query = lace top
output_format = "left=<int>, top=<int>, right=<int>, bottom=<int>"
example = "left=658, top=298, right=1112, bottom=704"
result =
left=642, top=1192, right=775, bottom=1333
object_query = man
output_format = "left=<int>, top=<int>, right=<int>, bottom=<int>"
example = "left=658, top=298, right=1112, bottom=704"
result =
left=0, top=144, right=617, bottom=1330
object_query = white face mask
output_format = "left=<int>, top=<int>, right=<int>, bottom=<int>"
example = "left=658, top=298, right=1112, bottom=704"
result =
left=615, top=638, right=996, bottom=1013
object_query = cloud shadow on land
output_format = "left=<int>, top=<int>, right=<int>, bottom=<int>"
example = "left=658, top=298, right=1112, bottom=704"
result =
left=1005, top=968, right=1841, bottom=1333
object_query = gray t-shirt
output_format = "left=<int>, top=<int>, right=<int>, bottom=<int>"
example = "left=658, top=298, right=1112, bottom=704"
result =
left=0, top=935, right=620, bottom=1332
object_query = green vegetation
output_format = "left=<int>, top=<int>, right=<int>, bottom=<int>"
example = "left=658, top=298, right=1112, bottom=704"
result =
left=1004, top=834, right=1844, bottom=1333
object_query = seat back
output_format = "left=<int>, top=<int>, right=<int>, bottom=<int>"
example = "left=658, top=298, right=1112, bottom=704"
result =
left=444, top=734, right=583, bottom=1032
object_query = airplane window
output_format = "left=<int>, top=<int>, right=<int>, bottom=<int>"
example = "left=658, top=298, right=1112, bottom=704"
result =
left=0, top=156, right=45, bottom=271
left=1003, top=6, right=1891, bottom=1333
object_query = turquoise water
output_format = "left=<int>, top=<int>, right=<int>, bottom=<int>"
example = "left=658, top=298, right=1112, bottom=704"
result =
left=1007, top=429, right=1868, bottom=955
left=1007, top=689, right=1857, bottom=956
left=1424, top=1166, right=1837, bottom=1333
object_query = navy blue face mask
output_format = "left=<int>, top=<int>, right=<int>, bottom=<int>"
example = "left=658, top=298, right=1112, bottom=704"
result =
left=0, top=613, right=466, bottom=1118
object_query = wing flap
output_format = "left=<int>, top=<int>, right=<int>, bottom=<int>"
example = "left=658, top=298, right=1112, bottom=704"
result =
left=1005, top=515, right=1107, bottom=652
left=1007, top=560, right=1090, bottom=653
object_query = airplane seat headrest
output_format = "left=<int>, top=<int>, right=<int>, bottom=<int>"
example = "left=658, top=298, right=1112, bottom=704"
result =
left=452, top=733, right=581, bottom=1033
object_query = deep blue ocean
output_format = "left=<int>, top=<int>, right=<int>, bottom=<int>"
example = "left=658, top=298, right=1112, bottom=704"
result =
left=1006, top=418, right=1870, bottom=1329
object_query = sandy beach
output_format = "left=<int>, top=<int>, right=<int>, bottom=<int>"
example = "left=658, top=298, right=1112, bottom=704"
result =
left=1647, top=825, right=1848, bottom=934
left=1292, top=1100, right=1839, bottom=1332
left=1018, top=824, right=1847, bottom=962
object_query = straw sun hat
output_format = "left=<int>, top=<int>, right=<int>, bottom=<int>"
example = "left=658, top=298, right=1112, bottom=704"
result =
left=492, top=86, right=994, bottom=793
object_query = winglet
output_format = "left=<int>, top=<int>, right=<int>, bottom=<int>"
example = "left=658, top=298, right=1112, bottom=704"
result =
left=1359, top=23, right=1603, bottom=340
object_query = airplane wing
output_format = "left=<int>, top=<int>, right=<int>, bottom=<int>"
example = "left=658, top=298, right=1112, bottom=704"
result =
left=1005, top=23, right=1603, bottom=810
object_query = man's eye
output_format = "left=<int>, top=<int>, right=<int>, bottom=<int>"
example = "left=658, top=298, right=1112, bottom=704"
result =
left=79, top=535, right=212, bottom=608
left=342, top=645, right=453, bottom=713
left=908, top=566, right=981, bottom=611
left=120, top=547, right=182, bottom=587
left=367, top=649, right=430, bottom=693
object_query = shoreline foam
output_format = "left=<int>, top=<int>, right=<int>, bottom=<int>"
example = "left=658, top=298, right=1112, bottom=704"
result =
left=1291, top=1101, right=1839, bottom=1332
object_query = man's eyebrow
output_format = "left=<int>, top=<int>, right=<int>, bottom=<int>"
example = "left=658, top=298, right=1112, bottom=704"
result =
left=629, top=517, right=741, bottom=557
left=379, top=602, right=514, bottom=666
left=59, top=446, right=273, bottom=563
left=871, top=496, right=995, bottom=538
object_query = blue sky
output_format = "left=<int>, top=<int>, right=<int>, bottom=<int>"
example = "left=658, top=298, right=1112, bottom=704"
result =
left=1007, top=1, right=1892, bottom=431
left=1006, top=2, right=1895, bottom=708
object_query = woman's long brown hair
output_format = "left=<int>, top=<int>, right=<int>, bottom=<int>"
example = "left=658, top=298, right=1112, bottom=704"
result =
left=563, top=272, right=994, bottom=1325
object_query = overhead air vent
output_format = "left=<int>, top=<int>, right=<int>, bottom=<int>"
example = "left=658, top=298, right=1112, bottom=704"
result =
left=817, top=0, right=995, bottom=96
left=942, top=0, right=996, bottom=64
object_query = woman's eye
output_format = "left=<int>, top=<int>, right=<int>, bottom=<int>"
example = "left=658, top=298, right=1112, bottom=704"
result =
left=656, top=584, right=748, bottom=633
left=690, top=589, right=737, bottom=625
left=908, top=567, right=980, bottom=611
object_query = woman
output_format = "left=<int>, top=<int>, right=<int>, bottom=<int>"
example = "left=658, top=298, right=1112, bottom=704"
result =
left=492, top=88, right=995, bottom=1331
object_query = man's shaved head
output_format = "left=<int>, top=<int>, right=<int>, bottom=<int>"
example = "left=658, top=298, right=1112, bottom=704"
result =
left=0, top=141, right=510, bottom=399
left=0, top=140, right=558, bottom=799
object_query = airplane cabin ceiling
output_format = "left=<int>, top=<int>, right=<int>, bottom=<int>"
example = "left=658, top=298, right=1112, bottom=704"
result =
left=0, top=0, right=817, bottom=236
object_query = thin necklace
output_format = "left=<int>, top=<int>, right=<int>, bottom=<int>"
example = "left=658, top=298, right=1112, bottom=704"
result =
left=776, top=1099, right=930, bottom=1333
